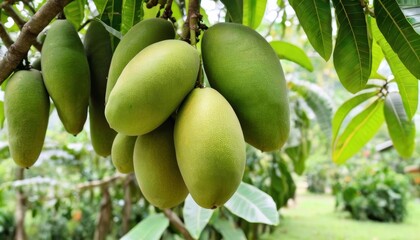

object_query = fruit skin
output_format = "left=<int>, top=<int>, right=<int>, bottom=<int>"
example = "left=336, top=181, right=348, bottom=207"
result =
left=134, top=119, right=188, bottom=209
left=31, top=58, right=41, bottom=71
left=84, top=21, right=116, bottom=157
left=41, top=19, right=90, bottom=135
left=174, top=88, right=246, bottom=209
left=105, top=18, right=175, bottom=103
left=5, top=70, right=50, bottom=167
left=111, top=133, right=136, bottom=174
left=105, top=40, right=200, bottom=136
left=202, top=22, right=290, bottom=152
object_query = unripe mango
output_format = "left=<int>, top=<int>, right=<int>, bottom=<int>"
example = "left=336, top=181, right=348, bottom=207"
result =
left=85, top=21, right=116, bottom=157
left=41, top=19, right=90, bottom=135
left=5, top=70, right=50, bottom=167
left=105, top=18, right=175, bottom=102
left=202, top=23, right=290, bottom=151
left=105, top=40, right=199, bottom=136
left=134, top=119, right=188, bottom=209
left=174, top=88, right=246, bottom=209
left=111, top=133, right=136, bottom=174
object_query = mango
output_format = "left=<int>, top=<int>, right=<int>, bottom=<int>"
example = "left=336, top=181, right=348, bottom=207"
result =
left=31, top=58, right=41, bottom=71
left=41, top=19, right=90, bottom=135
left=105, top=40, right=199, bottom=136
left=202, top=23, right=290, bottom=151
left=134, top=119, right=188, bottom=209
left=174, top=88, right=246, bottom=209
left=84, top=21, right=116, bottom=157
left=111, top=133, right=136, bottom=174
left=105, top=18, right=175, bottom=102
left=5, top=70, right=50, bottom=167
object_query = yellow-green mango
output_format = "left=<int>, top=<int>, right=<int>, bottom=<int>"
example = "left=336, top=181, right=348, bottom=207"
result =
left=105, top=18, right=175, bottom=102
left=105, top=40, right=199, bottom=136
left=41, top=19, right=90, bottom=135
left=134, top=119, right=188, bottom=209
left=111, top=133, right=136, bottom=174
left=202, top=23, right=290, bottom=152
left=5, top=70, right=50, bottom=167
left=174, top=88, right=246, bottom=209
left=84, top=21, right=116, bottom=157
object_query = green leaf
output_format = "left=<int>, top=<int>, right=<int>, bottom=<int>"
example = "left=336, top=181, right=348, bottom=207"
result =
left=211, top=218, right=246, bottom=240
left=289, top=80, right=333, bottom=142
left=288, top=0, right=332, bottom=60
left=270, top=41, right=314, bottom=71
left=332, top=0, right=371, bottom=93
left=243, top=0, right=267, bottom=29
left=0, top=101, right=4, bottom=129
left=221, top=0, right=243, bottom=23
left=374, top=0, right=420, bottom=79
left=332, top=91, right=378, bottom=144
left=93, top=0, right=107, bottom=15
left=224, top=182, right=279, bottom=225
left=399, top=5, right=420, bottom=33
left=63, top=0, right=85, bottom=29
left=121, top=0, right=143, bottom=35
left=121, top=213, right=169, bottom=240
left=96, top=19, right=122, bottom=39
left=369, top=35, right=386, bottom=80
left=183, top=195, right=214, bottom=239
left=371, top=18, right=418, bottom=119
left=333, top=98, right=385, bottom=164
left=384, top=92, right=415, bottom=158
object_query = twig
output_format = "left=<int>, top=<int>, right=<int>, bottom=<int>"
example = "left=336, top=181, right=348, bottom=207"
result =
left=0, top=0, right=73, bottom=84
left=161, top=0, right=174, bottom=20
left=2, top=4, right=26, bottom=29
left=0, top=22, right=14, bottom=48
left=22, top=0, right=36, bottom=14
left=14, top=168, right=27, bottom=240
left=77, top=173, right=129, bottom=191
left=122, top=176, right=133, bottom=235
left=181, top=0, right=201, bottom=45
left=163, top=209, right=194, bottom=240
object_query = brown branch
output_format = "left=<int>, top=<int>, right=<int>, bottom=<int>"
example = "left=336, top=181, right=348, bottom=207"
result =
left=161, top=0, right=173, bottom=19
left=94, top=186, right=113, bottom=240
left=14, top=168, right=27, bottom=240
left=0, top=22, right=14, bottom=48
left=0, top=0, right=73, bottom=84
left=77, top=173, right=128, bottom=192
left=181, top=0, right=201, bottom=45
left=22, top=0, right=37, bottom=14
left=163, top=209, right=194, bottom=240
left=122, top=176, right=133, bottom=235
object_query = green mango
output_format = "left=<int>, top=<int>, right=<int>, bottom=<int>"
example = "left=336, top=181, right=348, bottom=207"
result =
left=202, top=23, right=290, bottom=151
left=85, top=21, right=116, bottom=157
left=134, top=119, right=188, bottom=209
left=174, top=88, right=246, bottom=209
left=5, top=70, right=50, bottom=167
left=111, top=133, right=136, bottom=174
left=105, top=18, right=175, bottom=103
left=105, top=40, right=199, bottom=136
left=41, top=19, right=90, bottom=135
left=31, top=58, right=41, bottom=71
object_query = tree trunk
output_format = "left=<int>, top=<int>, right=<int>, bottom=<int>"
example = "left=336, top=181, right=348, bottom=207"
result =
left=14, top=168, right=26, bottom=240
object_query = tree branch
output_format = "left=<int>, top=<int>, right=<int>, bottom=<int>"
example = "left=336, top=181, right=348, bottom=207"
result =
left=14, top=168, right=27, bottom=240
left=181, top=0, right=201, bottom=45
left=0, top=0, right=73, bottom=84
left=163, top=209, right=194, bottom=240
left=77, top=173, right=129, bottom=192
left=0, top=22, right=14, bottom=48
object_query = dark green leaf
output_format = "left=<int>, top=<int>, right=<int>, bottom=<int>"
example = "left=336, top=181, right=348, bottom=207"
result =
left=121, top=213, right=169, bottom=240
left=289, top=0, right=332, bottom=60
left=121, top=0, right=143, bottom=35
left=375, top=0, right=420, bottom=79
left=270, top=41, right=314, bottom=71
left=63, top=0, right=85, bottom=29
left=384, top=92, right=415, bottom=158
left=332, top=0, right=371, bottom=93
left=333, top=98, right=385, bottom=164
left=211, top=218, right=246, bottom=240
left=371, top=18, right=418, bottom=119
left=221, top=0, right=243, bottom=23
left=243, top=0, right=267, bottom=29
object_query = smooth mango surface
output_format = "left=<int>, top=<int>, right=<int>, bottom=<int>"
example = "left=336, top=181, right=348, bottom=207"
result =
left=5, top=70, right=50, bottom=167
left=111, top=133, right=136, bottom=174
left=202, top=23, right=290, bottom=151
left=41, top=19, right=90, bottom=135
left=105, top=40, right=199, bottom=136
left=134, top=119, right=188, bottom=209
left=174, top=88, right=246, bottom=209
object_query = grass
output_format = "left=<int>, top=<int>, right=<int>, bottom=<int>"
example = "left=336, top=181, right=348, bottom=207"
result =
left=262, top=193, right=420, bottom=240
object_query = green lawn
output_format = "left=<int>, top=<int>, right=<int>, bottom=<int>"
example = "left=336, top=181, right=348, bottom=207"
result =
left=263, top=194, right=420, bottom=240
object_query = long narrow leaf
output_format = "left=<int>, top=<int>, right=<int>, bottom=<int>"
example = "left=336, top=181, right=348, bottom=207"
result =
left=212, top=218, right=247, bottom=240
left=221, top=0, right=243, bottom=23
left=384, top=92, right=415, bottom=158
left=121, top=0, right=143, bottom=35
left=63, top=0, right=85, bottom=29
left=183, top=195, right=214, bottom=239
left=289, top=0, right=332, bottom=60
left=371, top=18, right=418, bottom=119
left=333, top=98, right=385, bottom=164
left=121, top=213, right=169, bottom=240
left=369, top=36, right=386, bottom=80
left=332, top=0, right=371, bottom=93
left=375, top=0, right=420, bottom=79
left=243, top=0, right=267, bottom=29
left=270, top=41, right=313, bottom=71
left=0, top=101, right=4, bottom=129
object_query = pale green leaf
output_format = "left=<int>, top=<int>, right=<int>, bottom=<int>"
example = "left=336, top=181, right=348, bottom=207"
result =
left=369, top=33, right=386, bottom=80
left=270, top=41, right=314, bottom=71
left=212, top=218, right=246, bottom=240
left=96, top=19, right=122, bottom=39
left=121, top=0, right=143, bottom=35
left=224, top=182, right=279, bottom=225
left=289, top=0, right=332, bottom=60
left=183, top=195, right=214, bottom=239
left=221, top=0, right=243, bottom=23
left=64, top=0, right=85, bottom=29
left=332, top=0, right=371, bottom=93
left=332, top=91, right=378, bottom=144
left=121, top=213, right=169, bottom=240
left=371, top=18, right=418, bottom=119
left=243, top=0, right=267, bottom=29
left=375, top=0, right=420, bottom=79
left=384, top=92, right=415, bottom=158
left=333, top=98, right=385, bottom=164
